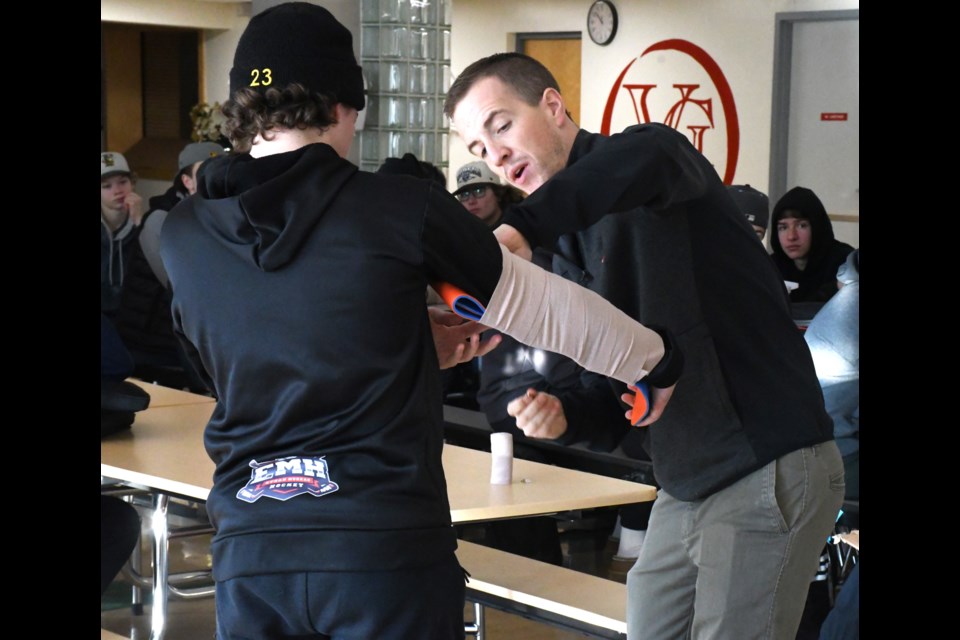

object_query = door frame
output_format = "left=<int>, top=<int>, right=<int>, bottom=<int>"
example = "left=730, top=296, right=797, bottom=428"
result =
left=769, top=9, right=860, bottom=206
left=515, top=31, right=582, bottom=53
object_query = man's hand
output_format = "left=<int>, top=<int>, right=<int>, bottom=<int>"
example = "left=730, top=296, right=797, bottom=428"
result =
left=621, top=383, right=676, bottom=427
left=493, top=224, right=533, bottom=261
left=507, top=388, right=568, bottom=439
left=125, top=192, right=145, bottom=226
left=428, top=306, right=501, bottom=369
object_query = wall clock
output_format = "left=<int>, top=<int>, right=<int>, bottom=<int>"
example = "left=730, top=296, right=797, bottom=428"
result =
left=587, top=0, right=618, bottom=46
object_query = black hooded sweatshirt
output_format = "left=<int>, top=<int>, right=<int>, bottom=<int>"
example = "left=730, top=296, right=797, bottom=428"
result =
left=503, top=124, right=834, bottom=501
left=160, top=143, right=505, bottom=580
left=770, top=186, right=853, bottom=303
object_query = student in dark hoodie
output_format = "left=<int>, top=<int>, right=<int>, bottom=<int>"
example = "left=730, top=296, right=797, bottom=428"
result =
left=100, top=151, right=144, bottom=313
left=771, top=186, right=854, bottom=303
left=112, top=142, right=226, bottom=391
left=138, top=141, right=226, bottom=288
left=159, top=5, right=679, bottom=639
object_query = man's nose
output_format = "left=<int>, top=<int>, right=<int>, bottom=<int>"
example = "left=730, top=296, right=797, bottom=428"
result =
left=488, top=141, right=509, bottom=167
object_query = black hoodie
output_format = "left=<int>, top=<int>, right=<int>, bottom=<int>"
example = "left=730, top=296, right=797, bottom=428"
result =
left=503, top=125, right=834, bottom=501
left=160, top=143, right=504, bottom=580
left=770, top=186, right=853, bottom=303
left=112, top=186, right=182, bottom=369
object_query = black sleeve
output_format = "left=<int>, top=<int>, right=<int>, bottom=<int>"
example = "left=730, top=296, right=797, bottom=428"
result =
left=476, top=330, right=546, bottom=429
left=420, top=183, right=503, bottom=305
left=169, top=300, right=217, bottom=397
left=554, top=370, right=630, bottom=452
left=477, top=332, right=629, bottom=453
left=504, top=124, right=711, bottom=250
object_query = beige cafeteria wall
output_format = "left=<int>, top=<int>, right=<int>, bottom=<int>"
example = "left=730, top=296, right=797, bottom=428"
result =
left=447, top=0, right=859, bottom=201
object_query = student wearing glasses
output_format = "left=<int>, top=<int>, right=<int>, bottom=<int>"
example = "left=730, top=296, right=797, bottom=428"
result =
left=453, top=161, right=524, bottom=228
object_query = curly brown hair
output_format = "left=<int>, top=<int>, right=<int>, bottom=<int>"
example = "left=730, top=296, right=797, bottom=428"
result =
left=223, top=83, right=339, bottom=153
left=491, top=183, right=525, bottom=209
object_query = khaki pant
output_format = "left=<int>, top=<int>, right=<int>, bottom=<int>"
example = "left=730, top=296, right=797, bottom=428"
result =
left=627, top=443, right=845, bottom=640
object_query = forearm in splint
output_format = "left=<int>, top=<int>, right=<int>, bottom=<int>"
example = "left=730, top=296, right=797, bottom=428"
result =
left=480, top=245, right=664, bottom=387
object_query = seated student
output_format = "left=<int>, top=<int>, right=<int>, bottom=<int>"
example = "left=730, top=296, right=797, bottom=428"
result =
left=376, top=154, right=498, bottom=404
left=101, top=152, right=144, bottom=313
left=479, top=308, right=657, bottom=567
left=437, top=162, right=525, bottom=409
left=113, top=142, right=225, bottom=392
left=726, top=184, right=769, bottom=243
left=139, top=142, right=226, bottom=288
left=453, top=161, right=524, bottom=228
left=476, top=248, right=631, bottom=565
left=770, top=186, right=853, bottom=303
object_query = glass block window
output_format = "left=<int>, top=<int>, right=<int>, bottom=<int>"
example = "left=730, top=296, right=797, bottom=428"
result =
left=359, top=0, right=452, bottom=174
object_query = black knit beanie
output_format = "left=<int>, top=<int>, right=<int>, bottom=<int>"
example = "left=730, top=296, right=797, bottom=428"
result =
left=229, top=2, right=365, bottom=110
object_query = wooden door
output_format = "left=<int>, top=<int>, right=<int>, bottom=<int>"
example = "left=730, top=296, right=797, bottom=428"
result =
left=519, top=35, right=582, bottom=126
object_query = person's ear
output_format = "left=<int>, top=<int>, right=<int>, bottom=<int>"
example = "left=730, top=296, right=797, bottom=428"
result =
left=541, top=88, right=567, bottom=125
left=335, top=102, right=359, bottom=126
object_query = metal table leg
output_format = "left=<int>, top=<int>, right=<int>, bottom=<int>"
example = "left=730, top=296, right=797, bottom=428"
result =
left=150, top=493, right=170, bottom=640
left=464, top=601, right=485, bottom=639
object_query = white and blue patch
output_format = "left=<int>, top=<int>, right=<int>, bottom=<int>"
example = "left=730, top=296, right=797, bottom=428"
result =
left=237, top=456, right=340, bottom=504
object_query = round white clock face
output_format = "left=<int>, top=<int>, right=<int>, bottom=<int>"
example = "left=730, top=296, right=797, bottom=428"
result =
left=588, top=1, right=617, bottom=45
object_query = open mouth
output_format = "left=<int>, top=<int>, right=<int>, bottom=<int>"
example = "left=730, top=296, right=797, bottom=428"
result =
left=510, top=164, right=527, bottom=184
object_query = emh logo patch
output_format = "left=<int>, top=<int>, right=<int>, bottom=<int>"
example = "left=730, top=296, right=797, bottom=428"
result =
left=237, top=456, right=340, bottom=503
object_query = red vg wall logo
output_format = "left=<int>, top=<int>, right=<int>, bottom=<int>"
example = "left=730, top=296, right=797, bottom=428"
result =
left=601, top=39, right=739, bottom=184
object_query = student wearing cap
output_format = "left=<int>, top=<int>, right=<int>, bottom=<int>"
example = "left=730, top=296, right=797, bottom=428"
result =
left=453, top=160, right=523, bottom=227
left=376, top=153, right=499, bottom=400
left=110, top=142, right=225, bottom=392
left=100, top=151, right=144, bottom=312
left=139, top=141, right=226, bottom=288
left=771, top=186, right=854, bottom=303
left=159, top=4, right=673, bottom=638
left=727, top=184, right=770, bottom=243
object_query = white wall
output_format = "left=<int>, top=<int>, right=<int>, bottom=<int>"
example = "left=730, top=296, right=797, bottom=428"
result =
left=104, top=0, right=859, bottom=239
left=102, top=0, right=247, bottom=29
left=203, top=26, right=245, bottom=105
left=448, top=0, right=859, bottom=202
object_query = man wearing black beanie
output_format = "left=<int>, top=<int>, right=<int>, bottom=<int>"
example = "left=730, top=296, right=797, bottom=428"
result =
left=160, top=4, right=681, bottom=638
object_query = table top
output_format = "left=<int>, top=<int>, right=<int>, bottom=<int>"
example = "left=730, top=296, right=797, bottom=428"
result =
left=444, top=444, right=655, bottom=522
left=101, top=403, right=655, bottom=521
left=127, top=379, right=216, bottom=408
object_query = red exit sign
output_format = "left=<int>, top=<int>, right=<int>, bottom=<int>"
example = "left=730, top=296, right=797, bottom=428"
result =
left=821, top=113, right=848, bottom=121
